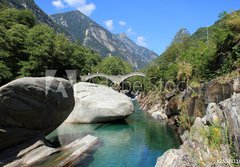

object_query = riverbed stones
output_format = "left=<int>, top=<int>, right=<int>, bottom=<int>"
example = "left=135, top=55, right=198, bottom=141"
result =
left=0, top=77, right=75, bottom=150
left=151, top=111, right=168, bottom=121
left=147, top=104, right=161, bottom=114
left=65, top=82, right=134, bottom=123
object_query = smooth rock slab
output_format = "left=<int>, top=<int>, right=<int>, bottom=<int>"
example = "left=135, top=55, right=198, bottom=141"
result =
left=1, top=135, right=98, bottom=167
left=65, top=82, right=134, bottom=123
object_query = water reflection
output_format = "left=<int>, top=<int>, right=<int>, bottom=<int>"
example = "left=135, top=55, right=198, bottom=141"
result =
left=46, top=102, right=181, bottom=167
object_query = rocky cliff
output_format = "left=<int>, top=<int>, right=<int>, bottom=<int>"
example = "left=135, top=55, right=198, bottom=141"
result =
left=139, top=75, right=240, bottom=166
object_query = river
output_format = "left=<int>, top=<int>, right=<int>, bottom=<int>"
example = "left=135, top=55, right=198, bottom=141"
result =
left=46, top=101, right=181, bottom=167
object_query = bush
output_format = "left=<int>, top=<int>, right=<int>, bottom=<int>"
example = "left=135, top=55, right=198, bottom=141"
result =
left=201, top=123, right=226, bottom=149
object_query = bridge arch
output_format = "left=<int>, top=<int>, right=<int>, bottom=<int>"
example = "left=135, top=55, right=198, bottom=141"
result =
left=119, top=72, right=146, bottom=83
left=80, top=72, right=145, bottom=85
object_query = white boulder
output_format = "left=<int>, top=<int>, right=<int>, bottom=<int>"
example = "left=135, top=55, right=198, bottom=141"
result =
left=65, top=82, right=134, bottom=123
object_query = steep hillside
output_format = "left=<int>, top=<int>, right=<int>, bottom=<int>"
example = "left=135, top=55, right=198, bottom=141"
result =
left=51, top=11, right=158, bottom=69
left=0, top=0, right=68, bottom=34
left=145, top=10, right=240, bottom=83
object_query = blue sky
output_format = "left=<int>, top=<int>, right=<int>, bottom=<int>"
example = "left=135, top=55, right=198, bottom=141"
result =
left=35, top=0, right=240, bottom=55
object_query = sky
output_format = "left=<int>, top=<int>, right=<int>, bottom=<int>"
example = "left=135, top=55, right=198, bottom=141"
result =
left=35, top=0, right=240, bottom=55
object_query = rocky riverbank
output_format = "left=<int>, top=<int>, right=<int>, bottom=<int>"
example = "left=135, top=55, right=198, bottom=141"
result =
left=0, top=77, right=135, bottom=166
left=139, top=76, right=240, bottom=166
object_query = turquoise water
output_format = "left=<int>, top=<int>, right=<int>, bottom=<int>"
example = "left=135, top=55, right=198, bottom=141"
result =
left=47, top=102, right=181, bottom=167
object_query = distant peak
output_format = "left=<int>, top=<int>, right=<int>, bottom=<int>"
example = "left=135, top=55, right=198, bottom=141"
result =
left=118, top=33, right=127, bottom=38
left=60, top=10, right=85, bottom=16
left=73, top=10, right=81, bottom=13
left=73, top=10, right=85, bottom=16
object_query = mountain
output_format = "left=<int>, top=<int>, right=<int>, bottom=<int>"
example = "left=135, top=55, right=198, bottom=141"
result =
left=50, top=10, right=158, bottom=69
left=0, top=0, right=68, bottom=34
left=0, top=0, right=158, bottom=68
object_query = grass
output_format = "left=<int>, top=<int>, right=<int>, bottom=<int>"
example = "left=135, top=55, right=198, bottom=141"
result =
left=216, top=70, right=238, bottom=84
left=200, top=123, right=225, bottom=149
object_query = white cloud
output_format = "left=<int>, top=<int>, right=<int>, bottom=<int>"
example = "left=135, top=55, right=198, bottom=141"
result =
left=136, top=36, right=147, bottom=47
left=63, top=0, right=85, bottom=6
left=77, top=3, right=96, bottom=16
left=52, top=0, right=96, bottom=16
left=119, top=21, right=127, bottom=27
left=104, top=20, right=114, bottom=31
left=127, top=26, right=135, bottom=35
left=52, top=0, right=65, bottom=9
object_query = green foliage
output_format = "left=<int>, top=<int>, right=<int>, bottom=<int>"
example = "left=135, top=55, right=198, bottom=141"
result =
left=177, top=61, right=192, bottom=81
left=0, top=25, right=9, bottom=61
left=208, top=125, right=223, bottom=148
left=96, top=56, right=133, bottom=75
left=145, top=10, right=240, bottom=87
left=0, top=8, right=35, bottom=28
left=218, top=11, right=228, bottom=20
left=172, top=28, right=190, bottom=44
left=19, top=24, right=55, bottom=76
left=180, top=41, right=217, bottom=79
left=6, top=24, right=29, bottom=76
left=82, top=50, right=101, bottom=74
left=178, top=113, right=195, bottom=130
left=222, top=11, right=240, bottom=33
left=0, top=61, right=12, bottom=81
left=0, top=8, right=101, bottom=84
left=201, top=123, right=225, bottom=149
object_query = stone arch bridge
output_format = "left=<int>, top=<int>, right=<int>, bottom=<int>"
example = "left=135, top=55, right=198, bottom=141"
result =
left=80, top=72, right=145, bottom=85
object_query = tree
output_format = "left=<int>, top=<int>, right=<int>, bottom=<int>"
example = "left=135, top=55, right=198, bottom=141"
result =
left=0, top=9, right=35, bottom=29
left=0, top=25, right=9, bottom=62
left=53, top=34, right=74, bottom=69
left=218, top=11, right=227, bottom=20
left=6, top=24, right=28, bottom=76
left=222, top=11, right=240, bottom=33
left=81, top=54, right=100, bottom=75
left=96, top=56, right=132, bottom=75
left=19, top=24, right=55, bottom=76
left=0, top=8, right=102, bottom=81
left=0, top=61, right=12, bottom=84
